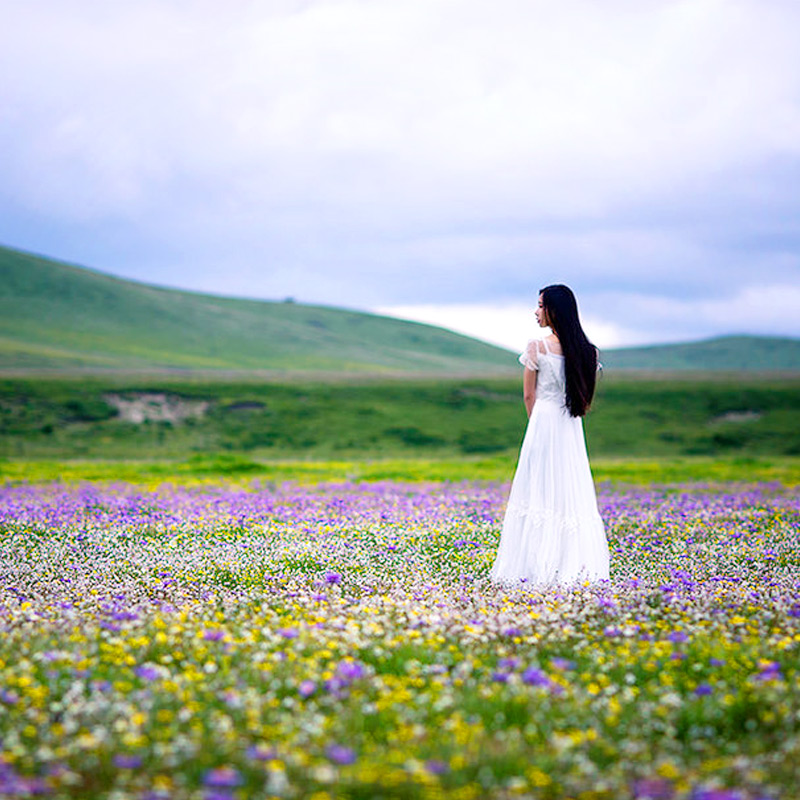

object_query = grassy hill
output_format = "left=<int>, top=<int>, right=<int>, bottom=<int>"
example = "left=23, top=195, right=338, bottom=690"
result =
left=3, top=243, right=798, bottom=375
left=603, top=335, right=800, bottom=371
left=0, top=245, right=516, bottom=375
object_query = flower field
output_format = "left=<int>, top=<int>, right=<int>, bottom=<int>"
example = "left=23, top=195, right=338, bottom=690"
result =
left=1, top=478, right=799, bottom=799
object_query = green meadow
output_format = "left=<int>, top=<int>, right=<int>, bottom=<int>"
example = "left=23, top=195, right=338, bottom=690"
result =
left=1, top=372, right=798, bottom=484
left=4, top=243, right=800, bottom=485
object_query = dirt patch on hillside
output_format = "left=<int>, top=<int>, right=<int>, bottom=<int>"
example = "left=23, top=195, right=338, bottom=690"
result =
left=712, top=411, right=763, bottom=424
left=105, top=393, right=210, bottom=424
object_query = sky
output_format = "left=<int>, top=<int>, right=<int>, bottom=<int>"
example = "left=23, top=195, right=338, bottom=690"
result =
left=1, top=0, right=799, bottom=351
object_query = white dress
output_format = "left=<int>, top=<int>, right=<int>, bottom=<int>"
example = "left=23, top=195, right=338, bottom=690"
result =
left=489, top=337, right=610, bottom=586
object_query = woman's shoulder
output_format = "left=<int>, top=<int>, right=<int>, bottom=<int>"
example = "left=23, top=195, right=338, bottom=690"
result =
left=527, top=337, right=554, bottom=356
left=519, top=339, right=542, bottom=370
left=544, top=335, right=563, bottom=356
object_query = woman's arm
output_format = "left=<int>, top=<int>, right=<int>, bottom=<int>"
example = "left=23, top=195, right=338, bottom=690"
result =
left=523, top=367, right=537, bottom=417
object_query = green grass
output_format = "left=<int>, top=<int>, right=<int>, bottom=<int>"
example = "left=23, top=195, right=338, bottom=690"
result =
left=2, top=455, right=798, bottom=486
left=1, top=373, right=798, bottom=463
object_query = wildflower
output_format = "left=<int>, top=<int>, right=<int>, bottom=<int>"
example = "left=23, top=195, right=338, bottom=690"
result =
left=326, top=745, right=356, bottom=765
left=134, top=665, right=161, bottom=681
left=113, top=754, right=144, bottom=769
left=632, top=778, right=675, bottom=799
left=336, top=661, right=365, bottom=682
left=522, top=668, right=551, bottom=687
left=298, top=680, right=317, bottom=698
left=203, top=767, right=242, bottom=788
left=245, top=744, right=276, bottom=761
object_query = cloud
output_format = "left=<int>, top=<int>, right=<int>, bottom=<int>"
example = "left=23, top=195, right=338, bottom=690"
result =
left=375, top=301, right=649, bottom=351
left=378, top=282, right=800, bottom=351
left=586, top=283, right=800, bottom=343
left=0, top=0, right=799, bottom=343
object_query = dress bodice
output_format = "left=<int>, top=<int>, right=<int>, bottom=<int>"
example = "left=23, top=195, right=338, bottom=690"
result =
left=519, top=338, right=566, bottom=408
left=536, top=344, right=566, bottom=406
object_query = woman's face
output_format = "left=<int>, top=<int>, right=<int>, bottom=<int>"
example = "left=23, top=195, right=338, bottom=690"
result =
left=535, top=294, right=549, bottom=328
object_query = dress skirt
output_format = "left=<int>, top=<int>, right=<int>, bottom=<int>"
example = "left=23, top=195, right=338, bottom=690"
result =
left=489, top=396, right=610, bottom=586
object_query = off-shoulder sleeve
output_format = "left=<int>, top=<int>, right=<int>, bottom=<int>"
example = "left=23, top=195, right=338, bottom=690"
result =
left=518, top=340, right=539, bottom=371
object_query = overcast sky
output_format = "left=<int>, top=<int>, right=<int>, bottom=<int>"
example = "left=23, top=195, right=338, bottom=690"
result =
left=2, top=0, right=799, bottom=350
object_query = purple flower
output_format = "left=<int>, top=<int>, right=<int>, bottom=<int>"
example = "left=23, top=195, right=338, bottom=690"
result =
left=694, top=683, right=713, bottom=696
left=491, top=671, right=510, bottom=683
left=667, top=631, right=689, bottom=644
left=632, top=778, right=675, bottom=799
left=755, top=661, right=782, bottom=681
left=336, top=661, right=365, bottom=681
left=502, top=626, right=521, bottom=637
left=111, top=610, right=139, bottom=622
left=550, top=658, right=575, bottom=671
left=324, top=571, right=342, bottom=585
left=326, top=744, right=356, bottom=765
left=690, top=790, right=744, bottom=800
left=203, top=767, right=242, bottom=788
left=323, top=677, right=344, bottom=693
left=298, top=680, right=316, bottom=698
left=205, top=791, right=236, bottom=800
left=670, top=652, right=687, bottom=661
left=0, top=690, right=19, bottom=705
left=202, top=629, right=226, bottom=642
left=425, top=759, right=449, bottom=775
left=134, top=665, right=161, bottom=681
left=278, top=627, right=298, bottom=639
left=522, top=668, right=551, bottom=687
left=245, top=744, right=276, bottom=761
left=113, top=754, right=143, bottom=769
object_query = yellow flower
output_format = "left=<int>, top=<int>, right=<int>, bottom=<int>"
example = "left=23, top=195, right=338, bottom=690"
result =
left=527, top=766, right=551, bottom=787
left=657, top=762, right=680, bottom=780
left=152, top=775, right=173, bottom=791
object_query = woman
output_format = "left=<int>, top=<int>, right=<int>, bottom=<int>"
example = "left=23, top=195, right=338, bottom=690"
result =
left=489, top=284, right=610, bottom=585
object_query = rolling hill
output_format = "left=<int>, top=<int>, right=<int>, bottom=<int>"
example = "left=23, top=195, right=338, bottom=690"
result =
left=2, top=243, right=798, bottom=374
left=0, top=245, right=517, bottom=375
left=602, top=335, right=800, bottom=371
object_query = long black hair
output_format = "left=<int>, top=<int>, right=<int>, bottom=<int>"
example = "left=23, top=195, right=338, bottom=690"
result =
left=539, top=284, right=598, bottom=417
